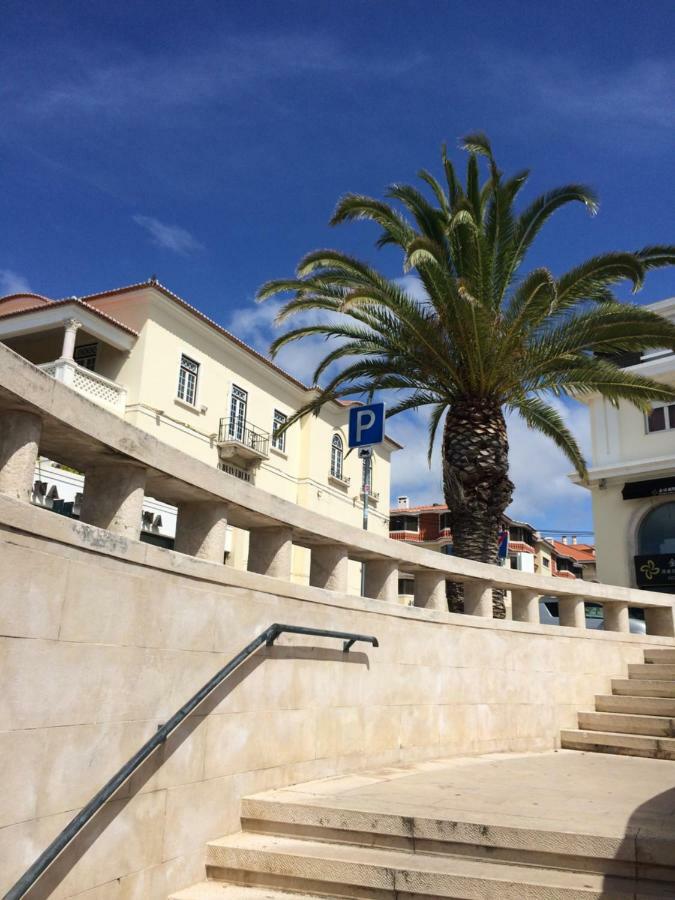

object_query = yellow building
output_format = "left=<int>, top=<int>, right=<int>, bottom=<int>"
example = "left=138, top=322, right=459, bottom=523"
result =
left=0, top=279, right=400, bottom=584
left=572, top=297, right=675, bottom=592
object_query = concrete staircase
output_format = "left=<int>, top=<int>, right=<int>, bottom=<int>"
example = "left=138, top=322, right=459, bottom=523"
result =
left=170, top=779, right=675, bottom=899
left=562, top=648, right=675, bottom=759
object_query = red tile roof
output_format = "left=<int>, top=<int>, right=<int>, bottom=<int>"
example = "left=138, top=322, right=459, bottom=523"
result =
left=550, top=540, right=596, bottom=563
left=0, top=296, right=138, bottom=335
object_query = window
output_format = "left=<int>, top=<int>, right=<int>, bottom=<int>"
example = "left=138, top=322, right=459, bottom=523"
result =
left=398, top=578, right=415, bottom=595
left=177, top=354, right=199, bottom=405
left=542, top=557, right=550, bottom=568
left=638, top=502, right=675, bottom=555
left=439, top=512, right=452, bottom=531
left=228, top=385, right=248, bottom=440
left=646, top=403, right=675, bottom=434
left=330, top=434, right=344, bottom=480
left=272, top=410, right=287, bottom=452
left=74, top=343, right=98, bottom=371
left=390, top=515, right=419, bottom=532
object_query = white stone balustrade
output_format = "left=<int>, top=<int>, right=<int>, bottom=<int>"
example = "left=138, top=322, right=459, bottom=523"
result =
left=38, top=359, right=127, bottom=414
left=2, top=342, right=675, bottom=639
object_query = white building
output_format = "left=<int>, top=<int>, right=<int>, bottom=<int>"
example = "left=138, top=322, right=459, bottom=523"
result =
left=572, top=297, right=675, bottom=593
left=0, top=279, right=401, bottom=584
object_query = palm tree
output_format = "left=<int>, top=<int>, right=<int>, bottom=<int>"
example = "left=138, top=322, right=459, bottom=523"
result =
left=257, top=134, right=675, bottom=611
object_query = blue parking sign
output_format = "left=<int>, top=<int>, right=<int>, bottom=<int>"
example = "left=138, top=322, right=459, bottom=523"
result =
left=348, top=402, right=385, bottom=448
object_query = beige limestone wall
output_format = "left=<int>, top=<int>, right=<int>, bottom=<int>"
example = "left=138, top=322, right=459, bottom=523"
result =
left=1, top=498, right=672, bottom=900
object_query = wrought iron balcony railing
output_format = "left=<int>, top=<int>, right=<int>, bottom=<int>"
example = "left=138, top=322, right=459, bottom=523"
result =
left=217, top=418, right=270, bottom=461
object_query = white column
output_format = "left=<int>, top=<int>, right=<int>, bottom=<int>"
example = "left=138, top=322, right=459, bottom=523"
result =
left=175, top=501, right=229, bottom=562
left=463, top=580, right=493, bottom=617
left=559, top=595, right=586, bottom=628
left=604, top=602, right=630, bottom=633
left=414, top=571, right=446, bottom=610
left=310, top=544, right=349, bottom=593
left=512, top=589, right=540, bottom=624
left=0, top=410, right=42, bottom=502
left=61, top=318, right=81, bottom=361
left=79, top=462, right=146, bottom=539
left=364, top=559, right=398, bottom=602
left=248, top=526, right=293, bottom=579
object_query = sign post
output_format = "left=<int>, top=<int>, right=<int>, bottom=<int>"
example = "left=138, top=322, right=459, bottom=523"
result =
left=358, top=447, right=372, bottom=531
left=349, top=402, right=385, bottom=597
left=348, top=402, right=386, bottom=531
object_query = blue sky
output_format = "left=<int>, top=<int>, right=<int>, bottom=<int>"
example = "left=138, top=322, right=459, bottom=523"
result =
left=2, top=0, right=673, bottom=535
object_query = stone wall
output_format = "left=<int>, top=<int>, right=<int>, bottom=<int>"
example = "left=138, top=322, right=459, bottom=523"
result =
left=1, top=497, right=671, bottom=900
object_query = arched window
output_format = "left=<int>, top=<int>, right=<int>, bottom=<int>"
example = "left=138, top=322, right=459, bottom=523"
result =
left=638, top=502, right=675, bottom=556
left=330, top=434, right=343, bottom=480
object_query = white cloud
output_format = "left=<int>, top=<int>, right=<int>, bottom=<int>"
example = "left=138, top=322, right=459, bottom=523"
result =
left=16, top=35, right=425, bottom=122
left=485, top=52, right=674, bottom=133
left=226, top=298, right=346, bottom=387
left=132, top=215, right=203, bottom=255
left=0, top=269, right=31, bottom=295
left=390, top=397, right=592, bottom=531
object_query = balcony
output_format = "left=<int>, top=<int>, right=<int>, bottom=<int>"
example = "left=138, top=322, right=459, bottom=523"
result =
left=217, top=418, right=270, bottom=464
left=360, top=488, right=380, bottom=505
left=39, top=359, right=127, bottom=414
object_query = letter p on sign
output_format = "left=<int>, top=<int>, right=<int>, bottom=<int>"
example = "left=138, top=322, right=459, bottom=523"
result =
left=348, top=402, right=385, bottom=448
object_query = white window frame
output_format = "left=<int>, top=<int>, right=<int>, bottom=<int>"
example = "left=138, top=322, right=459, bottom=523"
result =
left=330, top=434, right=344, bottom=480
left=177, top=354, right=200, bottom=406
left=228, top=385, right=248, bottom=440
left=645, top=402, right=675, bottom=435
left=271, top=409, right=287, bottom=452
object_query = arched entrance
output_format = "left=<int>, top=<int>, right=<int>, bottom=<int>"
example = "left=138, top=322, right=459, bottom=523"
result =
left=635, top=502, right=675, bottom=592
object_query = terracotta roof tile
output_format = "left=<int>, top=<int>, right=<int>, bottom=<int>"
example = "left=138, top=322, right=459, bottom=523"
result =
left=0, top=297, right=138, bottom=336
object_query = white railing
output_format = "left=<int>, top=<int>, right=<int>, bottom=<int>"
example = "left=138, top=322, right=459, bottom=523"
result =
left=38, top=359, right=127, bottom=414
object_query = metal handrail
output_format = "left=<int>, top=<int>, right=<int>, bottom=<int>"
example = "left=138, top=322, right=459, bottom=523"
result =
left=4, top=623, right=378, bottom=900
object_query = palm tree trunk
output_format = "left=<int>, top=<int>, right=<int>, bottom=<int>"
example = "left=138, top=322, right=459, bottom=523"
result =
left=442, top=398, right=513, bottom=617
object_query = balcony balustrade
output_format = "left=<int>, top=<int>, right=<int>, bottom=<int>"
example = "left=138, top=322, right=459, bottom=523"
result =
left=217, top=417, right=270, bottom=463
left=38, top=359, right=127, bottom=414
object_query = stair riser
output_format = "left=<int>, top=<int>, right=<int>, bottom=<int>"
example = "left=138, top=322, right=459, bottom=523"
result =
left=645, top=651, right=675, bottom=664
left=561, top=735, right=675, bottom=761
left=206, top=860, right=632, bottom=900
left=628, top=665, right=675, bottom=680
left=578, top=712, right=675, bottom=737
left=612, top=680, right=675, bottom=697
left=242, top=818, right=638, bottom=879
left=595, top=695, right=675, bottom=716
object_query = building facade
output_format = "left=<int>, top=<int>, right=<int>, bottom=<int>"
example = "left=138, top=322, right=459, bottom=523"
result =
left=572, top=297, right=675, bottom=593
left=0, top=280, right=400, bottom=582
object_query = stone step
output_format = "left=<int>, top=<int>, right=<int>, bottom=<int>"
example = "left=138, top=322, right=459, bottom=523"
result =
left=612, top=679, right=675, bottom=698
left=578, top=710, right=675, bottom=737
left=239, top=792, right=675, bottom=883
left=595, top=694, right=675, bottom=716
left=170, top=882, right=332, bottom=899
left=205, top=831, right=665, bottom=899
left=645, top=649, right=675, bottom=664
left=628, top=663, right=675, bottom=680
left=561, top=729, right=675, bottom=760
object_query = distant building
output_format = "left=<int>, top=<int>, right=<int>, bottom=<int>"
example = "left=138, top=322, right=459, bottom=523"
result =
left=572, top=297, right=675, bottom=593
left=0, top=280, right=401, bottom=586
left=390, top=497, right=594, bottom=603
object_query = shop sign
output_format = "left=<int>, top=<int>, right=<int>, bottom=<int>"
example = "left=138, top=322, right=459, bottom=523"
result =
left=623, top=477, right=675, bottom=500
left=635, top=554, right=675, bottom=589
